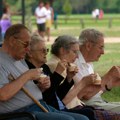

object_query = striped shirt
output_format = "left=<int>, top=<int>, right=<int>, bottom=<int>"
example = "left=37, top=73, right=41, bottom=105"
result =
left=0, top=51, right=43, bottom=113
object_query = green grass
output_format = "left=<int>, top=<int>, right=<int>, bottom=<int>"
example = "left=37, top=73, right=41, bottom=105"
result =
left=94, top=43, right=120, bottom=102
left=94, top=43, right=120, bottom=76
left=11, top=14, right=120, bottom=37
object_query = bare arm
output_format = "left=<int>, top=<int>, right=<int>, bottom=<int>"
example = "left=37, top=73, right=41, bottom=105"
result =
left=101, top=66, right=120, bottom=90
left=0, top=69, right=41, bottom=101
left=62, top=81, right=85, bottom=105
left=78, top=84, right=101, bottom=100
left=62, top=74, right=96, bottom=105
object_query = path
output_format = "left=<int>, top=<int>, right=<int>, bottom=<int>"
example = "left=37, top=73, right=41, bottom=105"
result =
left=46, top=37, right=120, bottom=45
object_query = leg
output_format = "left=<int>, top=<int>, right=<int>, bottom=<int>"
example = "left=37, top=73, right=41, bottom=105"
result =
left=66, top=107, right=96, bottom=120
left=20, top=101, right=89, bottom=120
left=34, top=111, right=89, bottom=120
left=37, top=23, right=46, bottom=38
left=59, top=111, right=89, bottom=120
left=46, top=27, right=50, bottom=41
left=95, top=108, right=120, bottom=120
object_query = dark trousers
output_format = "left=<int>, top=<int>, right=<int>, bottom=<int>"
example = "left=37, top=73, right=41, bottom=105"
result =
left=62, top=105, right=97, bottom=120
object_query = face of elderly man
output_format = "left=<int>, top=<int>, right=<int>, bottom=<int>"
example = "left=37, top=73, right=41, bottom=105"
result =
left=9, top=29, right=30, bottom=60
left=85, top=37, right=104, bottom=62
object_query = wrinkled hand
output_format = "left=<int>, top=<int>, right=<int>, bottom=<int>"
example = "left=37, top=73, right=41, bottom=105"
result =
left=38, top=76, right=51, bottom=92
left=101, top=66, right=120, bottom=90
left=24, top=68, right=42, bottom=81
left=55, top=59, right=68, bottom=74
left=81, top=84, right=101, bottom=100
left=67, top=66, right=79, bottom=82
left=81, top=74, right=97, bottom=86
left=77, top=74, right=101, bottom=100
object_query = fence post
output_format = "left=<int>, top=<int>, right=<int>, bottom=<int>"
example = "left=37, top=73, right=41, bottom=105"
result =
left=80, top=18, right=84, bottom=28
left=108, top=18, right=112, bottom=28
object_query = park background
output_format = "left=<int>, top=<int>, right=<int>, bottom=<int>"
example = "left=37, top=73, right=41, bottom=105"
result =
left=2, top=0, right=120, bottom=102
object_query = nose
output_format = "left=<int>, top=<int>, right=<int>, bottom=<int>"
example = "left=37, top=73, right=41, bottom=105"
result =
left=25, top=46, right=30, bottom=52
left=101, top=49, right=104, bottom=54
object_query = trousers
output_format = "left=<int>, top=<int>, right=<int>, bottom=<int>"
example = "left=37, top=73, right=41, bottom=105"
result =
left=13, top=100, right=89, bottom=120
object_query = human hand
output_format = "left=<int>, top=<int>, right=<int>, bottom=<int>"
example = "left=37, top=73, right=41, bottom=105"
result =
left=77, top=77, right=101, bottom=100
left=55, top=59, right=68, bottom=74
left=81, top=84, right=101, bottom=100
left=101, top=66, right=120, bottom=90
left=67, top=64, right=78, bottom=82
left=38, top=76, right=51, bottom=92
left=81, top=74, right=97, bottom=86
left=24, top=68, right=42, bottom=81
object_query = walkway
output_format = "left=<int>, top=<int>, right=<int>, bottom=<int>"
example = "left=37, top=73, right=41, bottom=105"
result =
left=46, top=37, right=120, bottom=45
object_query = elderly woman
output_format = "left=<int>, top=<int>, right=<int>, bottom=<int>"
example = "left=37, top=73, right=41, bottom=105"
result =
left=47, top=35, right=97, bottom=105
left=25, top=33, right=97, bottom=120
left=47, top=35, right=120, bottom=120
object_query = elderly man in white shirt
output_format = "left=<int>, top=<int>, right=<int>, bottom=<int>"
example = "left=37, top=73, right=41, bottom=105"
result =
left=70, top=28, right=120, bottom=112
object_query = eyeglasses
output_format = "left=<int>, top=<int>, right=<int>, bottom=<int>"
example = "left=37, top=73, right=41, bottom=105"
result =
left=17, top=39, right=30, bottom=48
left=31, top=48, right=49, bottom=53
left=95, top=44, right=104, bottom=50
left=70, top=49, right=79, bottom=55
left=91, top=42, right=104, bottom=50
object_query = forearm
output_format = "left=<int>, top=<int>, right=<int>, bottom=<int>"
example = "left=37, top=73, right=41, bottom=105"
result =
left=57, top=78, right=74, bottom=100
left=77, top=88, right=88, bottom=99
left=62, top=81, right=85, bottom=105
left=79, top=85, right=101, bottom=100
left=0, top=74, right=29, bottom=101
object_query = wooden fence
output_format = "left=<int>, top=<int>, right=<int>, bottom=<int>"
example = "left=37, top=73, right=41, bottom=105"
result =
left=11, top=16, right=120, bottom=29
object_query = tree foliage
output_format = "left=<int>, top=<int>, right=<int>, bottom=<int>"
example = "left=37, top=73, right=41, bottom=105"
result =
left=3, top=0, right=120, bottom=14
left=62, top=0, right=72, bottom=15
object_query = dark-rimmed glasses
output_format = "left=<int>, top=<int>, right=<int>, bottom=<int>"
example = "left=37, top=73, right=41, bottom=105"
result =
left=31, top=48, right=49, bottom=53
left=17, top=39, right=30, bottom=48
left=70, top=49, right=80, bottom=55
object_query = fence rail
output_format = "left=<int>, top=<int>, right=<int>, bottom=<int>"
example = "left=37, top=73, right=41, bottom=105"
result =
left=11, top=16, right=120, bottom=29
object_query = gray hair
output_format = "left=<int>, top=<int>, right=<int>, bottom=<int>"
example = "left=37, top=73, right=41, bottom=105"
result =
left=25, top=33, right=44, bottom=60
left=51, top=35, right=79, bottom=56
left=79, top=29, right=104, bottom=45
left=30, top=33, right=44, bottom=50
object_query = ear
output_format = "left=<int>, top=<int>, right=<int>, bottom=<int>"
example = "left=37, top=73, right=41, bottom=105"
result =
left=9, top=36, right=16, bottom=47
left=85, top=41, right=92, bottom=51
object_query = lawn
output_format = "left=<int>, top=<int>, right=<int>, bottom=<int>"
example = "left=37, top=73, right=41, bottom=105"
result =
left=11, top=13, right=120, bottom=37
left=93, top=43, right=120, bottom=102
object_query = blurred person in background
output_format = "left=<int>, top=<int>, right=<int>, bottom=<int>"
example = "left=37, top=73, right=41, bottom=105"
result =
left=45, top=2, right=54, bottom=42
left=0, top=14, right=12, bottom=41
left=34, top=1, right=47, bottom=38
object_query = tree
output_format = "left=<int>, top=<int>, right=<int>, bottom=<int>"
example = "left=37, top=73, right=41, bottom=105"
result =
left=62, top=0, right=72, bottom=23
